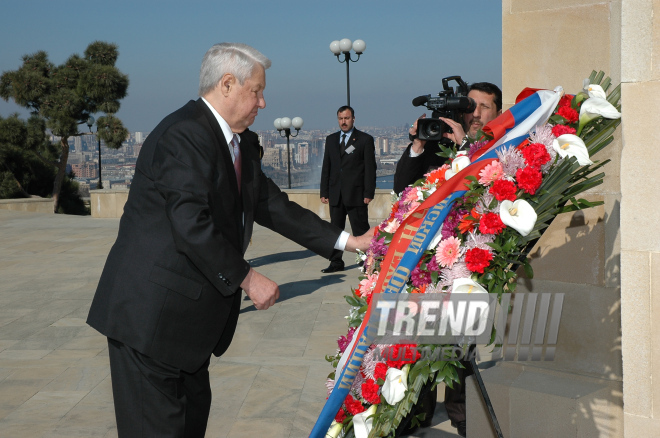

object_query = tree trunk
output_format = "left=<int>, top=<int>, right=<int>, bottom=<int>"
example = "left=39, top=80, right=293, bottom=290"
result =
left=51, top=137, right=69, bottom=213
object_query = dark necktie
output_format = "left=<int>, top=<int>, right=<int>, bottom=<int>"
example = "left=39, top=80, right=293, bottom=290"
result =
left=230, top=134, right=241, bottom=193
left=340, top=133, right=347, bottom=153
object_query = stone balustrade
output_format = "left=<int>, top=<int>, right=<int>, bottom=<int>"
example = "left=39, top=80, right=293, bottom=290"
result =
left=0, top=197, right=53, bottom=214
left=90, top=188, right=395, bottom=221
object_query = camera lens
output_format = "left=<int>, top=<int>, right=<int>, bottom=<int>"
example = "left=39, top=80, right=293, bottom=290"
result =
left=425, top=121, right=441, bottom=137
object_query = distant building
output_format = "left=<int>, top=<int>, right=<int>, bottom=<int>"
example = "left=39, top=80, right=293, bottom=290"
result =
left=262, top=148, right=281, bottom=168
left=296, top=143, right=309, bottom=165
left=377, top=137, right=390, bottom=154
left=71, top=162, right=99, bottom=179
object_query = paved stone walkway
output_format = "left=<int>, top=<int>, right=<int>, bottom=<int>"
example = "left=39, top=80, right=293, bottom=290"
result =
left=0, top=209, right=459, bottom=437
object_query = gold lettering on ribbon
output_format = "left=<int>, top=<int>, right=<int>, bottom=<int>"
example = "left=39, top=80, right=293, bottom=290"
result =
left=338, top=326, right=377, bottom=389
left=399, top=223, right=418, bottom=242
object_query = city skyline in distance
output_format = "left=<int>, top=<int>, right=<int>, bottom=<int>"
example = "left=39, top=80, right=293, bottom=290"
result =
left=0, top=0, right=502, bottom=133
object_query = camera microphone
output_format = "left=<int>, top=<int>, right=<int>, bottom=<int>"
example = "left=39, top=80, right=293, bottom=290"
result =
left=412, top=95, right=430, bottom=107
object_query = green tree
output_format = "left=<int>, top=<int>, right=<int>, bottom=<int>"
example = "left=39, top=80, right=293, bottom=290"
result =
left=0, top=113, right=88, bottom=214
left=0, top=41, right=129, bottom=212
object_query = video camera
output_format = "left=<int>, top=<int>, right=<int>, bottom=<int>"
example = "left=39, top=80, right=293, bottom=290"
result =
left=412, top=76, right=476, bottom=142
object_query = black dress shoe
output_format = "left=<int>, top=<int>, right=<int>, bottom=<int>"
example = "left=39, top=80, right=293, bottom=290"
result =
left=451, top=420, right=466, bottom=437
left=321, top=264, right=344, bottom=273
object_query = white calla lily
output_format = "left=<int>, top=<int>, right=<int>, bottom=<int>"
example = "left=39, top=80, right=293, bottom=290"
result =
left=382, top=364, right=409, bottom=405
left=586, top=84, right=607, bottom=99
left=326, top=421, right=344, bottom=438
left=452, top=277, right=489, bottom=295
left=444, top=154, right=471, bottom=180
left=580, top=97, right=621, bottom=120
left=552, top=134, right=593, bottom=166
left=577, top=96, right=621, bottom=135
left=500, top=199, right=537, bottom=236
left=352, top=404, right=377, bottom=438
left=450, top=278, right=490, bottom=336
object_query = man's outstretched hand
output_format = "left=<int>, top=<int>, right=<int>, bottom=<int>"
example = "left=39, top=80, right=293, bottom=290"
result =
left=345, top=227, right=376, bottom=253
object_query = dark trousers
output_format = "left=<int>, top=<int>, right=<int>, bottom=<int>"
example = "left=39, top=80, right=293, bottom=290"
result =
left=107, top=338, right=212, bottom=438
left=328, top=195, right=370, bottom=266
left=445, top=358, right=474, bottom=424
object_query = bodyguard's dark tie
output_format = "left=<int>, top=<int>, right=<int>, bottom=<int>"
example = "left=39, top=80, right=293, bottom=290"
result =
left=340, top=133, right=347, bottom=153
left=231, top=134, right=241, bottom=193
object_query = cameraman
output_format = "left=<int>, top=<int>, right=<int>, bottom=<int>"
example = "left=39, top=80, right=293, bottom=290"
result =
left=393, top=82, right=502, bottom=194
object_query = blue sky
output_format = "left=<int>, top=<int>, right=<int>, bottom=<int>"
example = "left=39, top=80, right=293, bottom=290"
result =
left=0, top=0, right=502, bottom=132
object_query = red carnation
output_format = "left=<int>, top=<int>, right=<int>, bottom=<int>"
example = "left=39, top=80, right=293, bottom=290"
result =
left=516, top=166, right=543, bottom=195
left=373, top=363, right=388, bottom=381
left=479, top=212, right=506, bottom=235
left=557, top=106, right=579, bottom=123
left=521, top=143, right=551, bottom=168
left=552, top=124, right=576, bottom=137
left=385, top=344, right=421, bottom=368
left=361, top=379, right=381, bottom=404
left=465, top=248, right=493, bottom=273
left=335, top=408, right=347, bottom=423
left=344, top=395, right=366, bottom=415
left=559, top=95, right=573, bottom=108
left=489, top=179, right=517, bottom=202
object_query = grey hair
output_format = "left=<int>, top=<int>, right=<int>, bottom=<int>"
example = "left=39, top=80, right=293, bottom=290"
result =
left=198, top=43, right=271, bottom=96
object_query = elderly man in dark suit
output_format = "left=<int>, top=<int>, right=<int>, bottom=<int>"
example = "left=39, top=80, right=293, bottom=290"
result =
left=87, top=43, right=370, bottom=438
left=319, top=106, right=376, bottom=273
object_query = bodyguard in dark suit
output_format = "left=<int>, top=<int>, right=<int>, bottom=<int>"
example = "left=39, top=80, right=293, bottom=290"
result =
left=319, top=106, right=376, bottom=272
left=87, top=43, right=370, bottom=438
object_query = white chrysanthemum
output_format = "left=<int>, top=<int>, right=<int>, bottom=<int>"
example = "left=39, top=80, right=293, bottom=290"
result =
left=529, top=123, right=555, bottom=147
left=465, top=232, right=496, bottom=251
left=326, top=378, right=335, bottom=397
left=476, top=192, right=497, bottom=215
left=438, top=262, right=473, bottom=291
left=360, top=346, right=381, bottom=381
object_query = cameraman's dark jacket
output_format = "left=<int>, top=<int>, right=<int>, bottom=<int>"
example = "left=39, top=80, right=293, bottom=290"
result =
left=393, top=141, right=447, bottom=194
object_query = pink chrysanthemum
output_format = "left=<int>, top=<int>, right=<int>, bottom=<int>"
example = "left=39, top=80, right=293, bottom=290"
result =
left=478, top=160, right=504, bottom=185
left=496, top=146, right=526, bottom=180
left=435, top=236, right=462, bottom=268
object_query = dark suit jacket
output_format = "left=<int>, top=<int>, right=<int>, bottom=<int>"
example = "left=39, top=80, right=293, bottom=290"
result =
left=320, top=128, right=376, bottom=207
left=87, top=99, right=340, bottom=373
left=393, top=141, right=447, bottom=194
left=241, top=128, right=264, bottom=159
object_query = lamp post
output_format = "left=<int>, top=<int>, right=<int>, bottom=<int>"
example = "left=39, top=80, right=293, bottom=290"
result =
left=329, top=38, right=366, bottom=106
left=86, top=116, right=103, bottom=189
left=274, top=116, right=303, bottom=189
